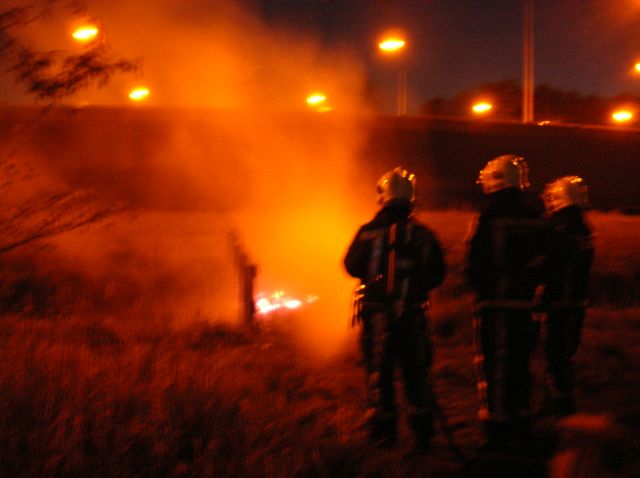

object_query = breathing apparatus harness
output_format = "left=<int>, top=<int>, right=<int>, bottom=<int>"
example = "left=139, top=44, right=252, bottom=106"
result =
left=350, top=221, right=411, bottom=327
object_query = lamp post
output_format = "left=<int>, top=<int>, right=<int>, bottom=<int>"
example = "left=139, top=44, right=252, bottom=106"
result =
left=378, top=35, right=408, bottom=116
left=522, top=0, right=535, bottom=123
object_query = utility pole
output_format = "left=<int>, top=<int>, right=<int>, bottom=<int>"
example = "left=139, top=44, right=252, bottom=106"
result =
left=522, top=0, right=535, bottom=123
left=378, top=34, right=408, bottom=116
left=398, top=67, right=408, bottom=116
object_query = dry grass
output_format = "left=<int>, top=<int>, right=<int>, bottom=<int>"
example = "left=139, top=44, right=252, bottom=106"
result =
left=0, top=315, right=362, bottom=477
left=1, top=209, right=639, bottom=477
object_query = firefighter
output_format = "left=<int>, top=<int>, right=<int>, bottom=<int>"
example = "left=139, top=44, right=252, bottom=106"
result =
left=467, top=154, right=549, bottom=452
left=541, top=176, right=594, bottom=416
left=344, top=167, right=445, bottom=450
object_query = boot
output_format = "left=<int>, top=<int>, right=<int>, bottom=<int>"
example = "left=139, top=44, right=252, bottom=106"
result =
left=368, top=414, right=397, bottom=448
left=411, top=411, right=434, bottom=453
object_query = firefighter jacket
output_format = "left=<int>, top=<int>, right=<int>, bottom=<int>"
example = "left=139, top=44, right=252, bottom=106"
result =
left=344, top=202, right=445, bottom=306
left=542, top=205, right=594, bottom=310
left=467, top=188, right=550, bottom=306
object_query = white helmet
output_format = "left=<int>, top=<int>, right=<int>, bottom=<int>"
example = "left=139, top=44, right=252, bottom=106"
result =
left=377, top=167, right=416, bottom=206
left=477, top=154, right=530, bottom=194
left=542, top=176, right=588, bottom=214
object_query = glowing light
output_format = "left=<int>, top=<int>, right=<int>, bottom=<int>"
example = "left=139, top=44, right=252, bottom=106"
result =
left=306, top=93, right=333, bottom=113
left=306, top=93, right=327, bottom=106
left=283, top=299, right=302, bottom=309
left=378, top=38, right=406, bottom=53
left=72, top=25, right=99, bottom=42
left=635, top=62, right=640, bottom=73
left=128, top=87, right=150, bottom=102
left=472, top=102, right=493, bottom=114
left=255, top=297, right=275, bottom=314
left=612, top=109, right=633, bottom=123
left=255, top=291, right=318, bottom=316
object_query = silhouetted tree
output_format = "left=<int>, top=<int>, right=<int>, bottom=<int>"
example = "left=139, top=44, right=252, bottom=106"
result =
left=1, top=1, right=138, bottom=100
left=421, top=79, right=521, bottom=120
left=535, top=85, right=610, bottom=124
left=0, top=1, right=135, bottom=254
left=421, top=80, right=640, bottom=126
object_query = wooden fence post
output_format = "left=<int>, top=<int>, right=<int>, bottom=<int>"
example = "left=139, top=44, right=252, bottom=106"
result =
left=228, top=231, right=258, bottom=327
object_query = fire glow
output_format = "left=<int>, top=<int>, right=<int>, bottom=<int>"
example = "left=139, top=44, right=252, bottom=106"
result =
left=255, top=291, right=318, bottom=316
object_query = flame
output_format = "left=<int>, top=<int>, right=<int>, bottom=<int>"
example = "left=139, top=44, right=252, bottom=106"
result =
left=128, top=87, right=151, bottom=102
left=255, top=290, right=318, bottom=316
left=283, top=299, right=302, bottom=309
left=72, top=26, right=99, bottom=42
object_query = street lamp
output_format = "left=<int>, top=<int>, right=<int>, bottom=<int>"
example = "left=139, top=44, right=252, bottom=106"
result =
left=378, top=38, right=406, bottom=53
left=71, top=17, right=105, bottom=45
left=472, top=101, right=493, bottom=115
left=305, top=92, right=332, bottom=112
left=306, top=93, right=327, bottom=106
left=72, top=25, right=99, bottom=43
left=611, top=109, right=633, bottom=123
left=378, top=33, right=408, bottom=116
left=129, top=86, right=150, bottom=102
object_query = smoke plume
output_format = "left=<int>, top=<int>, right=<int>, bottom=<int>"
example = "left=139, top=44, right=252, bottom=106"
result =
left=2, top=0, right=378, bottom=357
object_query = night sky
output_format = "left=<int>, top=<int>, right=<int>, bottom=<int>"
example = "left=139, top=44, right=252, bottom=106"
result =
left=3, top=0, right=640, bottom=113
left=252, top=0, right=640, bottom=110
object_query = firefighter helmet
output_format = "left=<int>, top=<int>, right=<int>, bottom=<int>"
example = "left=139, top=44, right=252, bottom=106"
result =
left=377, top=167, right=416, bottom=206
left=477, top=154, right=530, bottom=194
left=542, top=176, right=588, bottom=214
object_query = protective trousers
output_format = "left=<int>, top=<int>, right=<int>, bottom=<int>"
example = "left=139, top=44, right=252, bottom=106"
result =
left=544, top=309, right=584, bottom=415
left=474, top=309, right=538, bottom=446
left=360, top=305, right=433, bottom=445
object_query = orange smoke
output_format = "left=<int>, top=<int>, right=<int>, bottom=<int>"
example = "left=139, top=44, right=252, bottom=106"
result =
left=2, top=0, right=375, bottom=358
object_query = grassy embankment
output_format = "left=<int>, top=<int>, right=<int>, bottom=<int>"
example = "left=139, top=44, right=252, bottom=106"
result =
left=1, top=210, right=639, bottom=477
